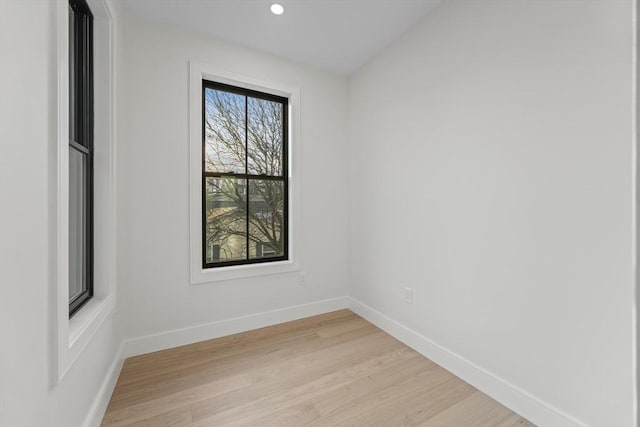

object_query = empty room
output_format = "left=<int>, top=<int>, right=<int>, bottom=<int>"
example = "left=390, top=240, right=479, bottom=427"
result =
left=0, top=0, right=637, bottom=426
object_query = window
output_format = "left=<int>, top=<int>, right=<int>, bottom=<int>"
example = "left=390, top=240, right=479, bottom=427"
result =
left=55, top=0, right=115, bottom=382
left=68, top=0, right=93, bottom=317
left=202, top=80, right=289, bottom=268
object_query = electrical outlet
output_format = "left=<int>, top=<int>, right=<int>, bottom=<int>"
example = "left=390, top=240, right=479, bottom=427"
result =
left=403, top=287, right=413, bottom=304
left=299, top=272, right=306, bottom=286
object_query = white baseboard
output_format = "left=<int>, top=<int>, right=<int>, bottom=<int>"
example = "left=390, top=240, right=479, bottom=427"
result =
left=83, top=342, right=124, bottom=427
left=123, top=296, right=350, bottom=358
left=348, top=297, right=587, bottom=427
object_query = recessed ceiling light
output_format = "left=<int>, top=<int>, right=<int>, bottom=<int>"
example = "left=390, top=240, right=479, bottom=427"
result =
left=270, top=3, right=284, bottom=15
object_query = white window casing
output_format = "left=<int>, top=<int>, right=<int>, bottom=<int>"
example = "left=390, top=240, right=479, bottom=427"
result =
left=189, top=61, right=302, bottom=284
left=52, top=0, right=116, bottom=384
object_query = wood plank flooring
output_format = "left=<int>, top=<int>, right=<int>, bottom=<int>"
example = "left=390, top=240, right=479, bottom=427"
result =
left=102, top=310, right=535, bottom=427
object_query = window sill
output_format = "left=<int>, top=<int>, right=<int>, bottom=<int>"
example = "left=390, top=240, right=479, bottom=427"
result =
left=191, top=259, right=299, bottom=284
left=57, top=295, right=116, bottom=383
left=68, top=295, right=114, bottom=346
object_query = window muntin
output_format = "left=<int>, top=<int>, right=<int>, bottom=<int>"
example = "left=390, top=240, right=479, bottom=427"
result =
left=202, top=80, right=288, bottom=268
left=68, top=0, right=93, bottom=316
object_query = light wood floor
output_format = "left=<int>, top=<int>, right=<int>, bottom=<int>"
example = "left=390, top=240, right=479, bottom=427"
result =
left=102, top=310, right=535, bottom=427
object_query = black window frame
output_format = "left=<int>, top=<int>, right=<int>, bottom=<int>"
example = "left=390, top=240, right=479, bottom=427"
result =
left=69, top=0, right=94, bottom=317
left=202, top=80, right=289, bottom=269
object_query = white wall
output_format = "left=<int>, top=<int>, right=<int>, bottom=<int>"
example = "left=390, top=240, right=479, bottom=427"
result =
left=0, top=1, right=123, bottom=427
left=1, top=1, right=634, bottom=426
left=117, top=14, right=349, bottom=341
left=348, top=1, right=635, bottom=426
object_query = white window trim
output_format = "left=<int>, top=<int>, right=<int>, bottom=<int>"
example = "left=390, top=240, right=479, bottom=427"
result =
left=189, top=61, right=302, bottom=284
left=52, top=0, right=116, bottom=384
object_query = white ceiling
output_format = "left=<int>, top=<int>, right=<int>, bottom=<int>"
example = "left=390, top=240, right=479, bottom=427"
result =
left=121, top=0, right=442, bottom=75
